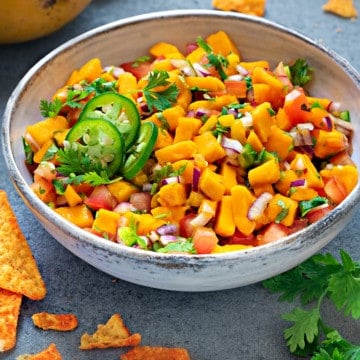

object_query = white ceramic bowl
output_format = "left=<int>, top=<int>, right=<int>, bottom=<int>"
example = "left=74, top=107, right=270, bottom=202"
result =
left=3, top=10, right=360, bottom=291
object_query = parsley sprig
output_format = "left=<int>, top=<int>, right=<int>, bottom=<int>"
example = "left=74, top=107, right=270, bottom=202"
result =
left=142, top=70, right=179, bottom=112
left=263, top=250, right=360, bottom=359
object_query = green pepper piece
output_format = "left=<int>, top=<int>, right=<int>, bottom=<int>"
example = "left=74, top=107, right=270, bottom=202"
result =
left=79, top=92, right=140, bottom=150
left=66, top=118, right=124, bottom=177
left=122, top=122, right=158, bottom=180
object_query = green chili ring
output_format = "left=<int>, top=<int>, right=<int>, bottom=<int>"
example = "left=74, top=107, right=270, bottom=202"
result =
left=79, top=92, right=140, bottom=150
left=66, top=118, right=125, bottom=177
left=122, top=121, right=158, bottom=180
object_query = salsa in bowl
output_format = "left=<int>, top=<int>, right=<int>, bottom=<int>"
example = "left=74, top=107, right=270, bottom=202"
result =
left=3, top=10, right=360, bottom=291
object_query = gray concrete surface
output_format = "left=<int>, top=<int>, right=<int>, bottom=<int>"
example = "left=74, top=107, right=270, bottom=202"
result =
left=0, top=1, right=359, bottom=359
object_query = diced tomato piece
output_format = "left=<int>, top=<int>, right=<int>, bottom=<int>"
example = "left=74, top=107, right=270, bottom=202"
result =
left=129, top=192, right=151, bottom=212
left=224, top=79, right=247, bottom=98
left=324, top=177, right=347, bottom=204
left=84, top=185, right=117, bottom=211
left=226, top=229, right=257, bottom=246
left=179, top=213, right=197, bottom=238
left=306, top=204, right=333, bottom=224
left=288, top=218, right=309, bottom=234
left=330, top=150, right=355, bottom=166
left=30, top=174, right=56, bottom=204
left=192, top=227, right=219, bottom=254
left=283, top=89, right=311, bottom=127
left=120, top=61, right=152, bottom=81
left=257, top=223, right=290, bottom=245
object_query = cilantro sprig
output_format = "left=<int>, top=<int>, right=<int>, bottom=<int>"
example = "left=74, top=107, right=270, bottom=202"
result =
left=263, top=250, right=360, bottom=359
left=196, top=36, right=229, bottom=80
left=142, top=70, right=179, bottom=112
left=287, top=58, right=313, bottom=87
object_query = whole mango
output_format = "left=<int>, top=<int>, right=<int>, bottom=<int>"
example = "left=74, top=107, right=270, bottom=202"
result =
left=0, top=0, right=91, bottom=44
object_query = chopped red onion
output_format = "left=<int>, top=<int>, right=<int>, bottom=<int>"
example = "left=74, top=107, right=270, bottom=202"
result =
left=235, top=64, right=249, bottom=76
left=193, top=62, right=211, bottom=77
left=34, top=161, right=56, bottom=180
left=189, top=212, right=213, bottom=227
left=248, top=192, right=273, bottom=221
left=221, top=136, right=243, bottom=154
left=290, top=179, right=306, bottom=187
left=192, top=167, right=201, bottom=191
left=156, top=224, right=178, bottom=236
left=285, top=89, right=302, bottom=102
left=294, top=157, right=306, bottom=171
left=159, top=235, right=180, bottom=245
left=194, top=107, right=210, bottom=118
left=328, top=101, right=341, bottom=113
left=114, top=202, right=137, bottom=214
left=161, top=176, right=182, bottom=185
left=104, top=66, right=125, bottom=78
left=170, top=59, right=196, bottom=76
left=240, top=112, right=253, bottom=127
left=227, top=74, right=244, bottom=81
left=323, top=116, right=333, bottom=131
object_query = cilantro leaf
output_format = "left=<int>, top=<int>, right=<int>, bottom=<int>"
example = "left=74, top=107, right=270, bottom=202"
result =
left=142, top=70, right=179, bottom=111
left=328, top=250, right=360, bottom=318
left=40, top=98, right=62, bottom=118
left=196, top=36, right=229, bottom=80
left=282, top=307, right=321, bottom=353
left=263, top=250, right=360, bottom=358
left=288, top=58, right=313, bottom=86
left=156, top=238, right=196, bottom=254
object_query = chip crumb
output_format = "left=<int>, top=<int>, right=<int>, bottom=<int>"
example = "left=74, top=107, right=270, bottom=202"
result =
left=0, top=288, right=22, bottom=352
left=120, top=346, right=191, bottom=360
left=0, top=190, right=46, bottom=300
left=212, top=0, right=266, bottom=16
left=80, top=313, right=141, bottom=350
left=16, top=343, right=62, bottom=359
left=323, top=0, right=358, bottom=18
left=31, top=312, right=78, bottom=331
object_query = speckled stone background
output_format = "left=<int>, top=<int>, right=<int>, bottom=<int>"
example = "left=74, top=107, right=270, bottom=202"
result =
left=0, top=1, right=359, bottom=359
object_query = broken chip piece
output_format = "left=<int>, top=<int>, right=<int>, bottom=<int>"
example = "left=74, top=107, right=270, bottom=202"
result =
left=80, top=313, right=141, bottom=350
left=31, top=312, right=78, bottom=331
left=0, top=288, right=22, bottom=352
left=323, top=0, right=357, bottom=18
left=120, top=346, right=191, bottom=360
left=16, top=343, right=62, bottom=360
left=0, top=190, right=46, bottom=300
left=212, top=0, right=266, bottom=16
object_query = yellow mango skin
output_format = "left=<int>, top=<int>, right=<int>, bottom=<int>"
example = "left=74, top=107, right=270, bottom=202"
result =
left=0, top=0, right=91, bottom=44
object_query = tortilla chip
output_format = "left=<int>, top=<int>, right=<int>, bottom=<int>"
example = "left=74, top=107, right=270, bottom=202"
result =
left=0, top=190, right=46, bottom=300
left=16, top=343, right=62, bottom=360
left=0, top=288, right=22, bottom=352
left=212, top=0, right=266, bottom=16
left=120, top=346, right=191, bottom=360
left=31, top=312, right=78, bottom=331
left=323, top=0, right=357, bottom=18
left=79, top=313, right=141, bottom=350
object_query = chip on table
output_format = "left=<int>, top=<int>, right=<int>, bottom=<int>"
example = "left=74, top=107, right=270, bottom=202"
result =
left=323, top=0, right=357, bottom=18
left=212, top=0, right=266, bottom=16
left=120, top=345, right=191, bottom=360
left=32, top=312, right=78, bottom=331
left=16, top=343, right=63, bottom=360
left=0, top=190, right=46, bottom=300
left=80, top=313, right=141, bottom=350
left=0, top=288, right=22, bottom=352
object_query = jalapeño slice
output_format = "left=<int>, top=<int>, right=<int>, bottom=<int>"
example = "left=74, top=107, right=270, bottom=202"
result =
left=79, top=92, right=140, bottom=150
left=66, top=118, right=124, bottom=177
left=122, top=122, right=158, bottom=180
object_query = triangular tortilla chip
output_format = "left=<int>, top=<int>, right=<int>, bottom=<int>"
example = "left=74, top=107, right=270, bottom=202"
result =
left=323, top=0, right=357, bottom=18
left=16, top=343, right=62, bottom=360
left=0, top=190, right=46, bottom=300
left=80, top=313, right=141, bottom=350
left=120, top=346, right=191, bottom=360
left=0, top=288, right=22, bottom=352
